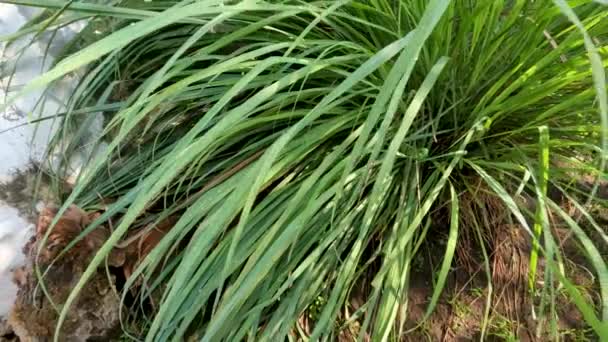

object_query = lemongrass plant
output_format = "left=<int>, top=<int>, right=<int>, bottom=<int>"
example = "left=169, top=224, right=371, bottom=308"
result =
left=2, top=0, right=607, bottom=340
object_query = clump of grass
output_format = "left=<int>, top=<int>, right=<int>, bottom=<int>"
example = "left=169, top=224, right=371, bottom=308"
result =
left=2, top=0, right=608, bottom=340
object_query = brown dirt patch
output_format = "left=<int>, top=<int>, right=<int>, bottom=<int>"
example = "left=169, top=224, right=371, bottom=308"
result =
left=6, top=204, right=175, bottom=341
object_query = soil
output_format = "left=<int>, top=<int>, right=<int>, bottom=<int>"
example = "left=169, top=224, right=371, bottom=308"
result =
left=1, top=182, right=604, bottom=341
left=0, top=318, right=17, bottom=341
left=4, top=203, right=174, bottom=341
left=401, top=223, right=595, bottom=341
left=0, top=167, right=64, bottom=222
left=8, top=205, right=121, bottom=342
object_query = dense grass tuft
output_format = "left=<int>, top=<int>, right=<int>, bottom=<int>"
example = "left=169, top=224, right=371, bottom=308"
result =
left=3, top=0, right=608, bottom=340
